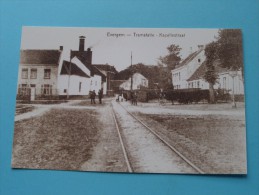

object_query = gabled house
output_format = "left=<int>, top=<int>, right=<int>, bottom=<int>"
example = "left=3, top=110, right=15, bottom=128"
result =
left=58, top=56, right=91, bottom=96
left=172, top=45, right=205, bottom=89
left=17, top=36, right=106, bottom=100
left=187, top=60, right=244, bottom=95
left=93, top=64, right=117, bottom=95
left=119, top=73, right=149, bottom=90
left=171, top=45, right=244, bottom=95
left=18, top=48, right=63, bottom=99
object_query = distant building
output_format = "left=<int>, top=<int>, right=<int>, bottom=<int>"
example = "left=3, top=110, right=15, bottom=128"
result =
left=93, top=64, right=117, bottom=95
left=119, top=73, right=149, bottom=90
left=17, top=36, right=106, bottom=100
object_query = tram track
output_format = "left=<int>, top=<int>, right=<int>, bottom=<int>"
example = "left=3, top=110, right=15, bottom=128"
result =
left=112, top=106, right=133, bottom=173
left=112, top=101, right=205, bottom=174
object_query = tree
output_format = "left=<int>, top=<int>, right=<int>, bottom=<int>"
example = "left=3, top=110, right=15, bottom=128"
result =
left=115, top=63, right=161, bottom=89
left=158, top=44, right=182, bottom=70
left=204, top=41, right=218, bottom=103
left=158, top=44, right=182, bottom=90
left=217, top=29, right=244, bottom=80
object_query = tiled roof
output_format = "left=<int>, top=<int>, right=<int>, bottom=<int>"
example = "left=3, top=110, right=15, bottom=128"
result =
left=187, top=60, right=229, bottom=81
left=20, top=50, right=61, bottom=65
left=93, top=64, right=117, bottom=73
left=60, top=61, right=90, bottom=78
left=187, top=62, right=206, bottom=81
left=92, top=66, right=106, bottom=81
left=175, top=49, right=203, bottom=69
left=110, top=80, right=126, bottom=88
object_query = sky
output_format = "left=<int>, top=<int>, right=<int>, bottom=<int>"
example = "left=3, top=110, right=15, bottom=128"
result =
left=21, top=27, right=219, bottom=71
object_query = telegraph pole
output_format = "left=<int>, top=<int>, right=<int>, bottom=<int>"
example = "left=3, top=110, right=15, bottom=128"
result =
left=130, top=51, right=133, bottom=90
left=67, top=50, right=72, bottom=99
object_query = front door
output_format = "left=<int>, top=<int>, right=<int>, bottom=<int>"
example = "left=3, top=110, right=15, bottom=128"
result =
left=30, top=84, right=36, bottom=101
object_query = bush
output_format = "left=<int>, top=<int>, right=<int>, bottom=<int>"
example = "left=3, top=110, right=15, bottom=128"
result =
left=165, top=89, right=210, bottom=104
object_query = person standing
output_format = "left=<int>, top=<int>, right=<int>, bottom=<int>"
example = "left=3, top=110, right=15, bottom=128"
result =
left=98, top=88, right=103, bottom=104
left=91, top=90, right=96, bottom=104
left=133, top=92, right=138, bottom=105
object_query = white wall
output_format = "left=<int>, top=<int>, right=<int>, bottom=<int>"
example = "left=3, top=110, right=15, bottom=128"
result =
left=186, top=50, right=205, bottom=78
left=187, top=71, right=244, bottom=95
left=120, top=73, right=148, bottom=90
left=58, top=75, right=90, bottom=96
left=102, top=81, right=107, bottom=95
left=172, top=66, right=188, bottom=89
left=90, top=75, right=102, bottom=92
left=172, top=49, right=205, bottom=89
left=218, top=71, right=244, bottom=94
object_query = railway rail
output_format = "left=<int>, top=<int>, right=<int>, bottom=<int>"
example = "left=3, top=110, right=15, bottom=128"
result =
left=112, top=101, right=205, bottom=174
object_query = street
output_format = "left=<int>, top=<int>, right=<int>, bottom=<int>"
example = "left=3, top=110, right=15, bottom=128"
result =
left=12, top=98, right=246, bottom=174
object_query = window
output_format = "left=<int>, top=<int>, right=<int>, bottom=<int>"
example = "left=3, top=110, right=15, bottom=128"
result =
left=79, top=82, right=82, bottom=92
left=41, top=84, right=52, bottom=95
left=142, top=79, right=146, bottom=86
left=18, top=84, right=29, bottom=96
left=197, top=81, right=200, bottom=88
left=30, top=68, right=37, bottom=79
left=44, top=69, right=51, bottom=79
left=179, top=72, right=181, bottom=80
left=21, top=68, right=28, bottom=79
left=198, top=59, right=201, bottom=63
left=223, top=77, right=226, bottom=89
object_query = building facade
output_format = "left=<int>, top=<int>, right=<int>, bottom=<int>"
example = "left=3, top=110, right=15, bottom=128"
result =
left=119, top=73, right=149, bottom=90
left=17, top=36, right=106, bottom=100
left=18, top=49, right=63, bottom=99
left=93, top=64, right=117, bottom=95
left=172, top=45, right=244, bottom=95
left=172, top=45, right=205, bottom=89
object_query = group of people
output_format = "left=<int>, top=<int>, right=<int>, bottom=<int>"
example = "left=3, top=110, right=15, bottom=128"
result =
left=131, top=91, right=138, bottom=105
left=115, top=91, right=138, bottom=105
left=90, top=89, right=138, bottom=106
left=89, top=88, right=103, bottom=104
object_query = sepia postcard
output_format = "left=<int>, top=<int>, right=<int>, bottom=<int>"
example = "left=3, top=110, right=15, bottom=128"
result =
left=12, top=27, right=247, bottom=174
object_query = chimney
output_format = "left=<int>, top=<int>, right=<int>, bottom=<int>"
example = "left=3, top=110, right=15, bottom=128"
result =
left=79, top=36, right=86, bottom=51
left=86, top=48, right=92, bottom=65
left=59, top=46, right=63, bottom=50
left=198, top=45, right=204, bottom=50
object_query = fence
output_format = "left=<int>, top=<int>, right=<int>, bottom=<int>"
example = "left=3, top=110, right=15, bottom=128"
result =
left=165, top=88, right=233, bottom=104
left=17, top=86, right=59, bottom=101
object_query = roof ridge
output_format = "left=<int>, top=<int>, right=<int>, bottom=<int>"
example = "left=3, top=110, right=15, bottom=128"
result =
left=175, top=49, right=203, bottom=69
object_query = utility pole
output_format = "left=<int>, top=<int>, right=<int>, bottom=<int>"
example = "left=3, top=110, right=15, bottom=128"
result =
left=130, top=51, right=133, bottom=91
left=67, top=50, right=72, bottom=99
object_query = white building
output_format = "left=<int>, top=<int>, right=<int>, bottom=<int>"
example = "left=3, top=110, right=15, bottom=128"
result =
left=172, top=46, right=244, bottom=95
left=58, top=56, right=91, bottom=96
left=187, top=61, right=244, bottom=94
left=172, top=45, right=205, bottom=89
left=119, top=73, right=149, bottom=90
left=17, top=36, right=106, bottom=99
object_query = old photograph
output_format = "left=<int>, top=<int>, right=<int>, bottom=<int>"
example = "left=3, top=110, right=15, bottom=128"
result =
left=12, top=27, right=246, bottom=174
